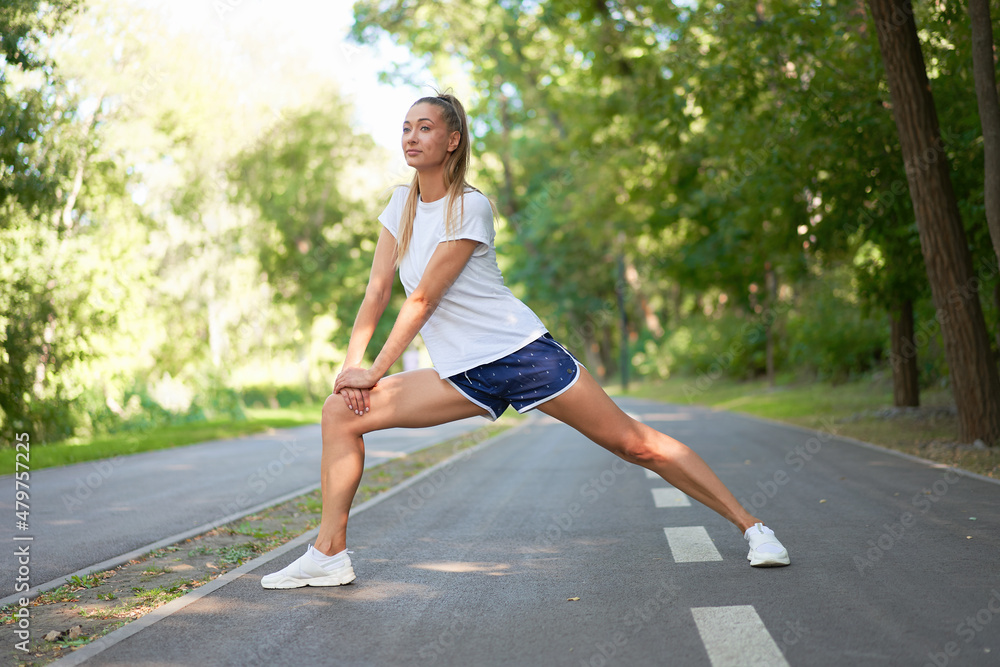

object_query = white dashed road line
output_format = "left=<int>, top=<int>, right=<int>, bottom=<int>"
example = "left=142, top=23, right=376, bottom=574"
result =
left=645, top=463, right=787, bottom=663
left=651, top=487, right=692, bottom=507
left=691, top=605, right=791, bottom=667
left=662, top=526, right=724, bottom=562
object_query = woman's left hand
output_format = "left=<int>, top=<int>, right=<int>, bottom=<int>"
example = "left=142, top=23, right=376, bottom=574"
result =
left=334, top=367, right=380, bottom=394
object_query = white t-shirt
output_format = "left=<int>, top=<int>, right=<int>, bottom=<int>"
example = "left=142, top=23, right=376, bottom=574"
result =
left=378, top=186, right=547, bottom=378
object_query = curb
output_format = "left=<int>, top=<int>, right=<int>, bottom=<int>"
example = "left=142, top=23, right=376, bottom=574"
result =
left=47, top=416, right=536, bottom=666
left=0, top=481, right=322, bottom=609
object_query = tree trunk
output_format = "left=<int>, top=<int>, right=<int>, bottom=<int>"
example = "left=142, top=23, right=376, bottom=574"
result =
left=968, top=0, right=1000, bottom=267
left=582, top=335, right=605, bottom=381
left=890, top=300, right=920, bottom=407
left=671, top=283, right=682, bottom=327
left=995, top=281, right=1000, bottom=355
left=600, top=324, right=615, bottom=380
left=624, top=259, right=664, bottom=337
left=868, top=0, right=1000, bottom=443
left=764, top=265, right=777, bottom=387
left=498, top=93, right=517, bottom=219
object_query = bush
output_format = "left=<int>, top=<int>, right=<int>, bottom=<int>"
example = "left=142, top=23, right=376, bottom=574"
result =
left=240, top=385, right=274, bottom=408
left=23, top=393, right=78, bottom=443
left=638, top=310, right=770, bottom=381
left=239, top=385, right=309, bottom=409
left=785, top=280, right=887, bottom=382
left=275, top=386, right=307, bottom=407
left=635, top=271, right=889, bottom=383
left=193, top=386, right=245, bottom=421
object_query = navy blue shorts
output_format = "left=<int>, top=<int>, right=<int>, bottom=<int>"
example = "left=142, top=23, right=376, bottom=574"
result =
left=445, top=334, right=583, bottom=421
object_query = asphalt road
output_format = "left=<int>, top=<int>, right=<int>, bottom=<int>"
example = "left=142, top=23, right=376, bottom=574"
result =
left=0, top=418, right=483, bottom=602
left=58, top=398, right=1000, bottom=666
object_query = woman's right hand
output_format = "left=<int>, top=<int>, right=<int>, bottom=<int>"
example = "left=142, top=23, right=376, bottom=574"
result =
left=338, top=386, right=371, bottom=416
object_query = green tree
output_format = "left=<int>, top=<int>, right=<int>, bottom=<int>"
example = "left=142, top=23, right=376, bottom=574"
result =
left=0, top=0, right=101, bottom=443
left=231, top=95, right=400, bottom=387
left=868, top=0, right=1000, bottom=443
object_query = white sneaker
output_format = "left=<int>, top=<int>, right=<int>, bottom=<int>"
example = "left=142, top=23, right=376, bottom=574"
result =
left=744, top=523, right=791, bottom=567
left=261, top=546, right=356, bottom=589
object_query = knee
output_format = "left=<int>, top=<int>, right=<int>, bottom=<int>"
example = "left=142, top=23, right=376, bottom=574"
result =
left=322, top=393, right=354, bottom=431
left=615, top=426, right=671, bottom=468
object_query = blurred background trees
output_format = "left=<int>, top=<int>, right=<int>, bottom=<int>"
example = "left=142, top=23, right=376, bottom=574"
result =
left=3, top=0, right=999, bottom=445
left=355, top=0, right=1000, bottom=442
left=1, top=0, right=397, bottom=443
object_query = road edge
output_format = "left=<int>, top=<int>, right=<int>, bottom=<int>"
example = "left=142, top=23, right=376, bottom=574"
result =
left=0, top=481, right=323, bottom=609
left=726, top=410, right=1000, bottom=487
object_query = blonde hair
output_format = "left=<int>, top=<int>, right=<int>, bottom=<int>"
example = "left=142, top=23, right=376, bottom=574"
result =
left=395, top=92, right=476, bottom=267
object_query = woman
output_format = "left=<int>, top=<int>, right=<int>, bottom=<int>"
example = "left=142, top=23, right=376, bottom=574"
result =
left=261, top=93, right=789, bottom=589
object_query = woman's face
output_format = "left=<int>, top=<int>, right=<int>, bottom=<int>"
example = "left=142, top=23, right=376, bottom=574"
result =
left=401, top=103, right=460, bottom=171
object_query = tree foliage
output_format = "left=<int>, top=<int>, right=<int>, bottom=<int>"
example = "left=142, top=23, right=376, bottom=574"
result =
left=3, top=0, right=998, bottom=444
left=1, top=0, right=388, bottom=443
left=352, top=0, right=999, bottom=418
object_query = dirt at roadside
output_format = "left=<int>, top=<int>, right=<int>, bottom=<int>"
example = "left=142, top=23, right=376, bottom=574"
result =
left=0, top=421, right=510, bottom=666
left=831, top=406, right=1000, bottom=478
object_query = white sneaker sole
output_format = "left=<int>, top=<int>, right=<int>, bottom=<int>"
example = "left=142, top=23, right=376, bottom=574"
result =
left=747, top=549, right=790, bottom=567
left=261, top=567, right=357, bottom=589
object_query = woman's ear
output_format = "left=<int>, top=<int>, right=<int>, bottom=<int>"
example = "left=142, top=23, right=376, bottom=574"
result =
left=448, top=130, right=461, bottom=152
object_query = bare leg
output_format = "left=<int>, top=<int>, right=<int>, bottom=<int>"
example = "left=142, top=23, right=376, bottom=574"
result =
left=538, top=368, right=759, bottom=532
left=314, top=414, right=365, bottom=556
left=312, top=369, right=488, bottom=555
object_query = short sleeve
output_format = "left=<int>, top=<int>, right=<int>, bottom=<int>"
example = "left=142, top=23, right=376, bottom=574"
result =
left=446, top=191, right=494, bottom=251
left=377, top=186, right=406, bottom=238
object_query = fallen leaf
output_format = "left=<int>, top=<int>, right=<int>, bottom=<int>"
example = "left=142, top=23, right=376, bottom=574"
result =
left=567, top=597, right=580, bottom=601
left=68, top=625, right=82, bottom=640
left=819, top=499, right=826, bottom=503
left=967, top=536, right=972, bottom=539
left=44, top=631, right=62, bottom=642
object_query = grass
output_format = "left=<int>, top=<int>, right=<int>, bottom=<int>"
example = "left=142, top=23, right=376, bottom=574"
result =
left=614, top=373, right=1000, bottom=478
left=616, top=372, right=919, bottom=421
left=18, top=370, right=996, bottom=477
left=0, top=403, right=324, bottom=474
